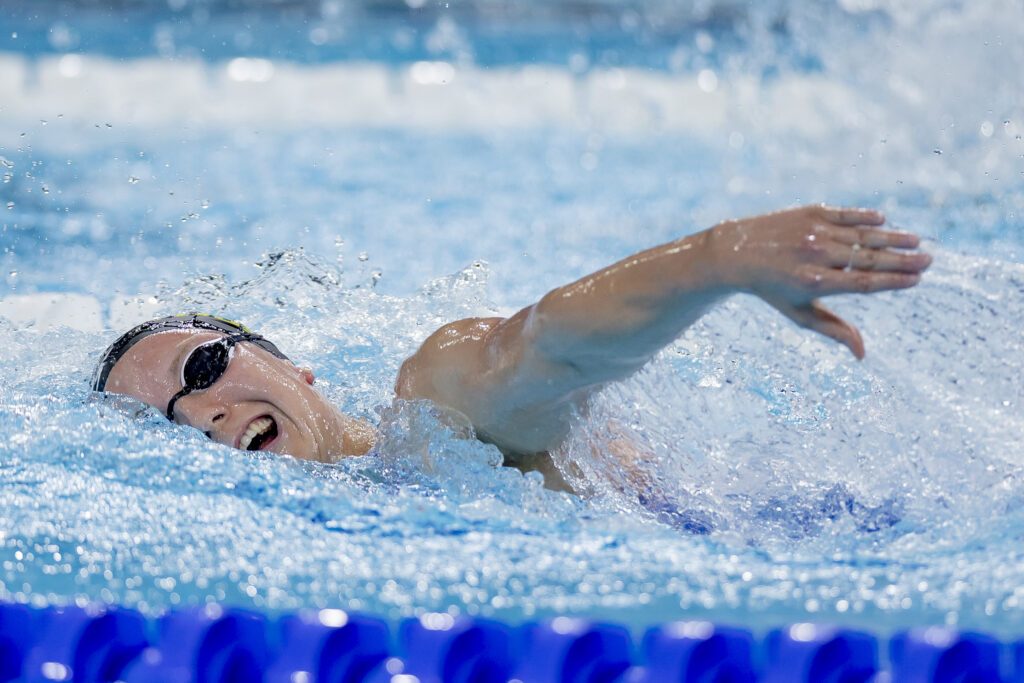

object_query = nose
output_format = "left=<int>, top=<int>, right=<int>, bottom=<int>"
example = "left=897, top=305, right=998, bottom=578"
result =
left=176, top=391, right=230, bottom=440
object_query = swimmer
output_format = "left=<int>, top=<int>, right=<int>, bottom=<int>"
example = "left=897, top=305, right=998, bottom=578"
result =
left=92, top=206, right=931, bottom=490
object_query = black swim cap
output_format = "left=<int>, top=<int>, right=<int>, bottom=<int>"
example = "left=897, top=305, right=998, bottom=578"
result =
left=91, top=313, right=289, bottom=392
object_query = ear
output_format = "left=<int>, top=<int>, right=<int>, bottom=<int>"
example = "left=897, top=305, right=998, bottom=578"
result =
left=298, top=366, right=315, bottom=385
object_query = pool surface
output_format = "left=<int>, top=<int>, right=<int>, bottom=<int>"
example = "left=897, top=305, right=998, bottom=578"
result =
left=2, top=0, right=1024, bottom=637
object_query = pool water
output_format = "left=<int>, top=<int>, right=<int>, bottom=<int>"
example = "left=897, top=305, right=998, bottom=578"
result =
left=2, top=0, right=1024, bottom=636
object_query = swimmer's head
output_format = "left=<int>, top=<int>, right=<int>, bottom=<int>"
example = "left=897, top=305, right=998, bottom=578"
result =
left=93, top=314, right=374, bottom=462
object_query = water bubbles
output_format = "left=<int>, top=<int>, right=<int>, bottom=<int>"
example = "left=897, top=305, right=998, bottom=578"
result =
left=5, top=201, right=13, bottom=210
left=48, top=22, right=77, bottom=51
left=695, top=30, right=714, bottom=54
left=128, top=176, right=140, bottom=184
left=357, top=252, right=369, bottom=262
left=979, top=121, right=994, bottom=137
left=309, top=27, right=329, bottom=46
left=697, top=69, right=719, bottom=93
left=201, top=199, right=210, bottom=209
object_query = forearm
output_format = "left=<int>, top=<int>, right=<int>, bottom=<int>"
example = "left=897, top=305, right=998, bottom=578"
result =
left=528, top=227, right=731, bottom=380
left=526, top=204, right=930, bottom=376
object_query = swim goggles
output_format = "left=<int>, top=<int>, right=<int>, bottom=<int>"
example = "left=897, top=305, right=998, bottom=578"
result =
left=165, top=331, right=272, bottom=421
left=92, top=314, right=289, bottom=420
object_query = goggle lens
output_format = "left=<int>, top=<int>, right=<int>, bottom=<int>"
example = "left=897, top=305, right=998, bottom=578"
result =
left=166, top=333, right=257, bottom=421
left=182, top=339, right=232, bottom=391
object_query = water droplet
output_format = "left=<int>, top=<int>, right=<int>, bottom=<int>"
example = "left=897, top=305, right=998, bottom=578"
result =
left=201, top=199, right=210, bottom=209
left=128, top=176, right=139, bottom=184
left=5, top=201, right=13, bottom=209
left=358, top=252, right=369, bottom=262
left=11, top=32, right=17, bottom=39
left=41, top=185, right=49, bottom=194
left=933, top=149, right=943, bottom=155
left=0, top=157, right=12, bottom=168
left=40, top=119, right=47, bottom=126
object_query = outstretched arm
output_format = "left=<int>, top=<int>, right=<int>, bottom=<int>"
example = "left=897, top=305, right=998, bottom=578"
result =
left=396, top=205, right=931, bottom=456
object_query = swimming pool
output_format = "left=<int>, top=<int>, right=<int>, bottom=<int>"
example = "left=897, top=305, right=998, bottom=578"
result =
left=2, top=0, right=1023, bottom=643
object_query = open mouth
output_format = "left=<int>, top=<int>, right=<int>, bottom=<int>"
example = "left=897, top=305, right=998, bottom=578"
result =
left=239, top=415, right=278, bottom=451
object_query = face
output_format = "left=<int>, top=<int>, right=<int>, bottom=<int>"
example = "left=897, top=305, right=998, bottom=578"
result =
left=104, top=329, right=374, bottom=463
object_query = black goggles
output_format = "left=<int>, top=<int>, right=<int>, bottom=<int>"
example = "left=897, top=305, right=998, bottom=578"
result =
left=93, top=313, right=289, bottom=394
left=166, top=332, right=266, bottom=421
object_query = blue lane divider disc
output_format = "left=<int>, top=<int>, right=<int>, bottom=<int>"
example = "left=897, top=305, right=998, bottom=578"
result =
left=761, top=623, right=878, bottom=683
left=639, top=621, right=755, bottom=682
left=21, top=605, right=148, bottom=683
left=890, top=628, right=1002, bottom=683
left=0, top=602, right=36, bottom=683
left=399, top=613, right=513, bottom=683
left=510, top=618, right=633, bottom=683
left=264, top=608, right=390, bottom=683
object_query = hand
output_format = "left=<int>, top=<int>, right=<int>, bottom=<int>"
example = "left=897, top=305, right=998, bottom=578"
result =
left=706, top=205, right=932, bottom=359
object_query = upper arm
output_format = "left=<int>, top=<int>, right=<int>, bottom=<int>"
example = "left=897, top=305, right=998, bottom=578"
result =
left=395, top=309, right=599, bottom=454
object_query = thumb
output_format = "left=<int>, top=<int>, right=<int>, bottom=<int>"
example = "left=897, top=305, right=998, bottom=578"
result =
left=773, top=299, right=865, bottom=360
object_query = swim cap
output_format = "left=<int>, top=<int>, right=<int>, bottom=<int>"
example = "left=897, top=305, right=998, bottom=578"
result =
left=91, top=313, right=289, bottom=392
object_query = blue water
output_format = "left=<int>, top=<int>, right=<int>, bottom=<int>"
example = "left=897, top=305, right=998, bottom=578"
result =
left=2, top=0, right=1024, bottom=635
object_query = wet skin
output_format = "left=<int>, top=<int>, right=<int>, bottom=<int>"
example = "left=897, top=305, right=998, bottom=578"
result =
left=102, top=206, right=932, bottom=471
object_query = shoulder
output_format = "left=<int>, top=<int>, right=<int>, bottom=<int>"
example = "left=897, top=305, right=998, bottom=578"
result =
left=395, top=316, right=505, bottom=402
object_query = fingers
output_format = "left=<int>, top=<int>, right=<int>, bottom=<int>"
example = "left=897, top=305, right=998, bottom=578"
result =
left=800, top=266, right=922, bottom=295
left=779, top=299, right=865, bottom=359
left=817, top=205, right=886, bottom=226
left=828, top=225, right=920, bottom=249
left=825, top=244, right=933, bottom=273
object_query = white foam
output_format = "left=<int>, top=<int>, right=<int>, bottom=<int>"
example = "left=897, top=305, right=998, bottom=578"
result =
left=107, top=294, right=165, bottom=331
left=0, top=293, right=104, bottom=332
left=0, top=54, right=772, bottom=134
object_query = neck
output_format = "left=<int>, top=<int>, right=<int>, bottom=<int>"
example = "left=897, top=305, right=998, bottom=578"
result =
left=320, top=404, right=376, bottom=461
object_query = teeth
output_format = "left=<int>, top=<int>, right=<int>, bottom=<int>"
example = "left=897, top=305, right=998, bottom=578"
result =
left=240, top=417, right=274, bottom=451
